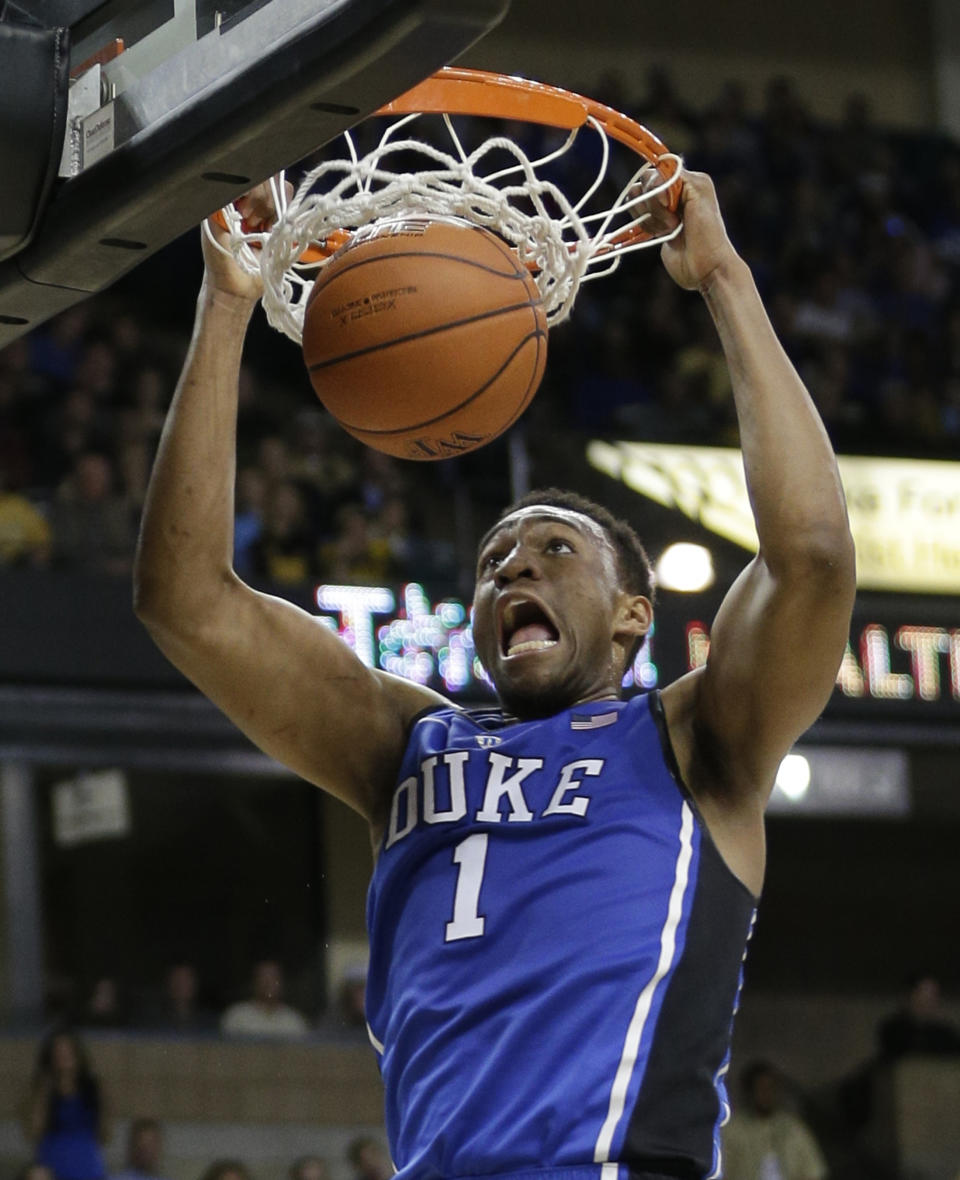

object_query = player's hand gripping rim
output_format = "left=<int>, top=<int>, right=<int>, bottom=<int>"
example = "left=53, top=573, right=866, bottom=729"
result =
left=201, top=175, right=293, bottom=304
left=637, top=168, right=741, bottom=294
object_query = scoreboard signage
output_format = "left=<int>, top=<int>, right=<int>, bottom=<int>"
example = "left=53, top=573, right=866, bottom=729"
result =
left=587, top=441, right=960, bottom=595
left=313, top=582, right=960, bottom=726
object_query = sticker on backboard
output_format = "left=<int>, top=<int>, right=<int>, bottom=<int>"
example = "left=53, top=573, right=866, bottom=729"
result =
left=81, top=101, right=115, bottom=169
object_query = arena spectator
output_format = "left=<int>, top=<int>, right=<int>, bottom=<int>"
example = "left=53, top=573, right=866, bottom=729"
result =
left=198, top=1161, right=252, bottom=1180
left=345, top=1137, right=392, bottom=1180
left=0, top=476, right=51, bottom=566
left=111, top=1118, right=170, bottom=1180
left=248, top=479, right=316, bottom=586
left=220, top=959, right=310, bottom=1038
left=73, top=336, right=117, bottom=400
left=139, top=962, right=216, bottom=1033
left=116, top=365, right=171, bottom=508
left=255, top=433, right=293, bottom=485
left=372, top=495, right=420, bottom=582
left=356, top=450, right=407, bottom=516
left=634, top=64, right=698, bottom=155
left=23, top=1028, right=110, bottom=1180
left=233, top=465, right=267, bottom=579
left=317, top=502, right=394, bottom=585
left=16, top=1164, right=55, bottom=1180
left=285, top=407, right=360, bottom=513
left=288, top=1156, right=328, bottom=1180
left=50, top=450, right=137, bottom=575
left=38, top=387, right=110, bottom=490
left=876, top=973, right=960, bottom=1060
left=27, top=305, right=90, bottom=387
left=337, top=964, right=367, bottom=1031
left=82, top=976, right=127, bottom=1029
left=722, top=1060, right=827, bottom=1180
left=236, top=363, right=281, bottom=455
left=4, top=63, right=960, bottom=583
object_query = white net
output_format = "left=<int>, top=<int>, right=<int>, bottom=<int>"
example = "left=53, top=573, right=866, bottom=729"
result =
left=208, top=111, right=683, bottom=344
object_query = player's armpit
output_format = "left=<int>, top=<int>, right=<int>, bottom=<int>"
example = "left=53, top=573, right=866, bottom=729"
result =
left=138, top=574, right=449, bottom=824
left=690, top=537, right=855, bottom=802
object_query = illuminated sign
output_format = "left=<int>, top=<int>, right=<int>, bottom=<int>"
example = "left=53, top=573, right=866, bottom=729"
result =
left=685, top=620, right=960, bottom=707
left=315, top=582, right=658, bottom=697
left=587, top=440, right=960, bottom=594
left=315, top=582, right=960, bottom=724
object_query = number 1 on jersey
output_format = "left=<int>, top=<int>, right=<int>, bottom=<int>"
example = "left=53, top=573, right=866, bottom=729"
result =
left=445, top=833, right=488, bottom=942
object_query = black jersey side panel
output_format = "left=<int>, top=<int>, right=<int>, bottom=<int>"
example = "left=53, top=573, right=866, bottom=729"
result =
left=622, top=835, right=756, bottom=1178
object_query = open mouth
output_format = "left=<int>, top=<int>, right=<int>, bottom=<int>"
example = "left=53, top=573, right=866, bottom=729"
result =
left=500, top=598, right=560, bottom=657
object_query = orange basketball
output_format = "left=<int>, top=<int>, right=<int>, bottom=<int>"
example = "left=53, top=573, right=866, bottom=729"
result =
left=301, top=218, right=548, bottom=460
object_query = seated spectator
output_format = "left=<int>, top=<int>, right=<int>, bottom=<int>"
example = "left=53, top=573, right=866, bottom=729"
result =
left=722, top=1060, right=827, bottom=1180
left=158, top=958, right=215, bottom=1033
left=110, top=1118, right=170, bottom=1180
left=220, top=959, right=309, bottom=1038
left=16, top=1164, right=55, bottom=1180
left=877, top=973, right=960, bottom=1060
left=51, top=451, right=136, bottom=575
left=357, top=450, right=407, bottom=516
left=199, top=1162, right=252, bottom=1180
left=285, top=408, right=360, bottom=510
left=248, top=480, right=315, bottom=587
left=28, top=305, right=90, bottom=387
left=337, top=965, right=368, bottom=1032
left=289, top=1157, right=328, bottom=1180
left=346, top=1138, right=392, bottom=1180
left=233, top=466, right=266, bottom=579
left=82, top=977, right=127, bottom=1029
left=372, top=496, right=421, bottom=582
left=317, top=502, right=394, bottom=585
left=0, top=476, right=51, bottom=566
left=23, top=1028, right=110, bottom=1180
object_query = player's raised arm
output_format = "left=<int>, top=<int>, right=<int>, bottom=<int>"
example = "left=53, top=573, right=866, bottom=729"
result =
left=133, top=185, right=447, bottom=826
left=652, top=172, right=856, bottom=808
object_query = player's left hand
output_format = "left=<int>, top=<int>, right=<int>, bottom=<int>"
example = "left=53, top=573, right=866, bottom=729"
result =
left=641, top=169, right=741, bottom=292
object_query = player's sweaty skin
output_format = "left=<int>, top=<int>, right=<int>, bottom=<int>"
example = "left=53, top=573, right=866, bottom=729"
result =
left=135, top=171, right=855, bottom=899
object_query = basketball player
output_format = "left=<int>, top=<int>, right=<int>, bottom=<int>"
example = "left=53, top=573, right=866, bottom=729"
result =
left=134, top=171, right=855, bottom=1180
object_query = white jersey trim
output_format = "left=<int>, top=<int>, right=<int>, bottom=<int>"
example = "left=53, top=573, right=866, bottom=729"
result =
left=593, top=800, right=695, bottom=1163
left=366, top=1022, right=385, bottom=1054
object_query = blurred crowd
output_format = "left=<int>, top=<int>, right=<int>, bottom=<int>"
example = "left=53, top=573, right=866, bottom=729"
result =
left=1, top=67, right=960, bottom=587
left=49, top=958, right=368, bottom=1042
left=556, top=67, right=960, bottom=453
left=0, top=313, right=459, bottom=586
left=10, top=974, right=960, bottom=1180
left=17, top=1024, right=393, bottom=1180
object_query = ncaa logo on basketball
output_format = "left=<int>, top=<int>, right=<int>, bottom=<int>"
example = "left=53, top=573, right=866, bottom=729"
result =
left=475, top=735, right=502, bottom=748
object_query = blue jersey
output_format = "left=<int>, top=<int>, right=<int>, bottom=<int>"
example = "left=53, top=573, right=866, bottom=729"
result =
left=365, top=691, right=757, bottom=1180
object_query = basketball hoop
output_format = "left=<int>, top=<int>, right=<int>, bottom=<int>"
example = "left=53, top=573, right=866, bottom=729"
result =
left=208, top=67, right=684, bottom=344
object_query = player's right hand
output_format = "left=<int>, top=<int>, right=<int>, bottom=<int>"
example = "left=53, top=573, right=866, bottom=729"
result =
left=201, top=177, right=291, bottom=303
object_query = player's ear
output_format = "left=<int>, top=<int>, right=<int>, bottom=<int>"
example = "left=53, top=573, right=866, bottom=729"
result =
left=614, top=593, right=653, bottom=642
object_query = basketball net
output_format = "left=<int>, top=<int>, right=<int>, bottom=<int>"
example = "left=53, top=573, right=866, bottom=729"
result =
left=206, top=69, right=684, bottom=344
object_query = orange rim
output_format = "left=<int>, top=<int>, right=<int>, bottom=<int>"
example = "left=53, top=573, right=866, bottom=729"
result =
left=378, top=67, right=683, bottom=225
left=214, top=67, right=681, bottom=261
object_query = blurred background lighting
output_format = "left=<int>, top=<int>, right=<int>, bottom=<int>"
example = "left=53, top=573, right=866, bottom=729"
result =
left=655, top=543, right=715, bottom=592
left=775, top=753, right=812, bottom=801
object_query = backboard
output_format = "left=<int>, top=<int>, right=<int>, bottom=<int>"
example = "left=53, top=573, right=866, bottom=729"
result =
left=0, top=0, right=510, bottom=347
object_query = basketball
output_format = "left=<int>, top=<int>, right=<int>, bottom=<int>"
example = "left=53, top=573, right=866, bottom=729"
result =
left=301, top=217, right=548, bottom=460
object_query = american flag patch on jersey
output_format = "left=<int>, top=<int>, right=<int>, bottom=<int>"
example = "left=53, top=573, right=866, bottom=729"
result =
left=570, top=711, right=619, bottom=730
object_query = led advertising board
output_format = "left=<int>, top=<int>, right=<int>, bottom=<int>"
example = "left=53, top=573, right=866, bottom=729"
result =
left=313, top=581, right=960, bottom=727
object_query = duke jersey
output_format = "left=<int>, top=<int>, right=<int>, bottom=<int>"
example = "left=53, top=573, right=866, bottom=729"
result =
left=365, top=691, right=757, bottom=1180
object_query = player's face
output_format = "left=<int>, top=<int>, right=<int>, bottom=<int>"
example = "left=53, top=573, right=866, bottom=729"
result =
left=472, top=507, right=648, bottom=717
